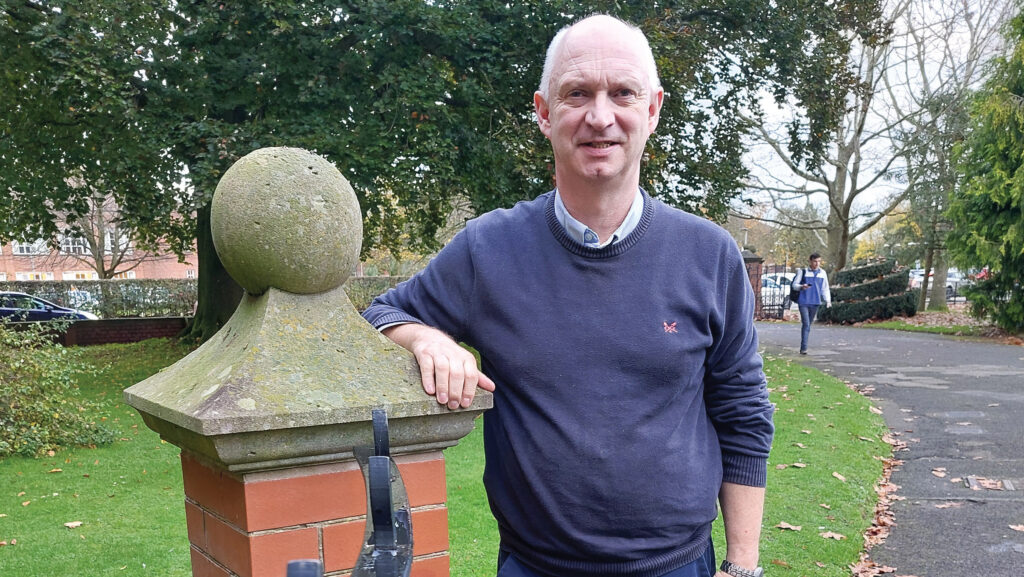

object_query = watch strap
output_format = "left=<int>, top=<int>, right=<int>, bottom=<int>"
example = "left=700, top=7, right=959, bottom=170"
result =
left=719, top=559, right=764, bottom=577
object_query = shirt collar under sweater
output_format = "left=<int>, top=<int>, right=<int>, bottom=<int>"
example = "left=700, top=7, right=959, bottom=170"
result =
left=546, top=189, right=655, bottom=259
left=553, top=188, right=644, bottom=248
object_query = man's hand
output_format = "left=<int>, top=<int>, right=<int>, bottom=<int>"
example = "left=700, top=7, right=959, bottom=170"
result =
left=382, top=323, right=496, bottom=409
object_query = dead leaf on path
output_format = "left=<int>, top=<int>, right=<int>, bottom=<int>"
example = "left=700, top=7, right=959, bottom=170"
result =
left=988, top=403, right=999, bottom=407
left=934, top=502, right=963, bottom=509
left=776, top=522, right=802, bottom=531
left=1009, top=525, right=1024, bottom=532
left=820, top=531, right=847, bottom=540
left=950, top=477, right=962, bottom=483
left=64, top=521, right=83, bottom=529
left=833, top=471, right=847, bottom=482
left=931, top=468, right=947, bottom=478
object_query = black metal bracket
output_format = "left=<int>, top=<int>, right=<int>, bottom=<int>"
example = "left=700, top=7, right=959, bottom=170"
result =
left=352, top=408, right=413, bottom=577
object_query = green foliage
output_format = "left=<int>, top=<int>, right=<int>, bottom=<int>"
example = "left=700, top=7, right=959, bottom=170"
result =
left=832, top=259, right=895, bottom=285
left=831, top=270, right=910, bottom=302
left=1, top=279, right=197, bottom=318
left=818, top=291, right=919, bottom=324
left=344, top=276, right=409, bottom=312
left=2, top=0, right=884, bottom=340
left=948, top=14, right=1024, bottom=333
left=0, top=321, right=115, bottom=457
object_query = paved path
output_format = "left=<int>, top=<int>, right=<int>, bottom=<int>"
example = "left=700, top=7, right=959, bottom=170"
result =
left=755, top=322, right=1024, bottom=576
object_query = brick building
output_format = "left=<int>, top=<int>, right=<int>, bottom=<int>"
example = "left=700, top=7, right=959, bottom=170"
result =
left=0, top=240, right=196, bottom=282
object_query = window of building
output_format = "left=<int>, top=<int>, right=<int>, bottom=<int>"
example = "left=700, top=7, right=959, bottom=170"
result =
left=62, top=271, right=99, bottom=281
left=110, top=271, right=136, bottom=280
left=105, top=230, right=133, bottom=255
left=60, top=236, right=91, bottom=255
left=16, top=271, right=55, bottom=281
left=186, top=269, right=196, bottom=279
left=0, top=272, right=6, bottom=281
left=12, top=239, right=48, bottom=255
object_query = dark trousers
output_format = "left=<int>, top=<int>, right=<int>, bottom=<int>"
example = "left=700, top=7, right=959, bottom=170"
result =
left=799, top=304, right=819, bottom=352
left=496, top=540, right=716, bottom=577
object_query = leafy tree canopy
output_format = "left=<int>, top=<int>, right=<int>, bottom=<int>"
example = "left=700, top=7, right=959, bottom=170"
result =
left=2, top=0, right=883, bottom=337
left=948, top=13, right=1024, bottom=332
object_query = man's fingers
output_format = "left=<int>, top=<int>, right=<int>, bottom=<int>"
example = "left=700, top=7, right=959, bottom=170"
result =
left=417, top=354, right=436, bottom=395
left=446, top=357, right=466, bottom=410
left=477, top=372, right=497, bottom=392
left=433, top=354, right=451, bottom=405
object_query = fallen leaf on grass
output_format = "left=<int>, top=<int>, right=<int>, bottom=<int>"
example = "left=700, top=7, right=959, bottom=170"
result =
left=819, top=503, right=831, bottom=509
left=47, top=468, right=63, bottom=474
left=869, top=406, right=883, bottom=414
left=793, top=442, right=806, bottom=449
left=801, top=429, right=813, bottom=434
left=792, top=462, right=807, bottom=468
left=770, top=559, right=790, bottom=568
left=16, top=492, right=25, bottom=497
left=776, top=522, right=802, bottom=531
left=21, top=501, right=30, bottom=507
left=833, top=472, right=847, bottom=482
left=776, top=464, right=788, bottom=470
left=64, top=521, right=83, bottom=529
left=1010, top=525, right=1024, bottom=532
left=815, top=561, right=825, bottom=568
left=820, top=531, right=847, bottom=540
left=0, top=514, right=6, bottom=518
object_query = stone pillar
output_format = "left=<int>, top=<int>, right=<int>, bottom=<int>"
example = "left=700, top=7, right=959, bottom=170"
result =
left=125, top=148, right=491, bottom=577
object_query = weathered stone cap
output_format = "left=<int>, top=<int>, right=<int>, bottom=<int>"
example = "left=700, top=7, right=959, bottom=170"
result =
left=124, top=286, right=488, bottom=438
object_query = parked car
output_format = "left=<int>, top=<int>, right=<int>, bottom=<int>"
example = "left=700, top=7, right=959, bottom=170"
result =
left=760, top=277, right=791, bottom=316
left=764, top=272, right=795, bottom=288
left=0, top=291, right=99, bottom=321
left=908, top=268, right=973, bottom=298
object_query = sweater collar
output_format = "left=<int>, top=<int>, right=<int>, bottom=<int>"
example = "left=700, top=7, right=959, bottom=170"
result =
left=545, top=189, right=654, bottom=258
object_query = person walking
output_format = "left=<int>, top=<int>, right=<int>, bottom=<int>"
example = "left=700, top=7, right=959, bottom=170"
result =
left=363, top=14, right=773, bottom=577
left=791, top=253, right=831, bottom=354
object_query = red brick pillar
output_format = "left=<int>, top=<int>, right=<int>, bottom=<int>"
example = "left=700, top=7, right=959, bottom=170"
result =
left=182, top=450, right=450, bottom=577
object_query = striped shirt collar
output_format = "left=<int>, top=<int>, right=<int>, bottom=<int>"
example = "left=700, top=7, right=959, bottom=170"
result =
left=553, top=188, right=644, bottom=249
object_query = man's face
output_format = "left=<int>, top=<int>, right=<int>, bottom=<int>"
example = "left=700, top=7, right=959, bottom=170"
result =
left=809, top=257, right=822, bottom=270
left=534, top=23, right=663, bottom=191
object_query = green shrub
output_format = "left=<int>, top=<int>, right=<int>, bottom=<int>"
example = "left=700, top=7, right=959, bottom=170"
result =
left=818, top=290, right=919, bottom=324
left=0, top=321, right=115, bottom=457
left=831, top=270, right=910, bottom=303
left=344, top=276, right=410, bottom=311
left=0, top=279, right=197, bottom=318
left=832, top=259, right=895, bottom=286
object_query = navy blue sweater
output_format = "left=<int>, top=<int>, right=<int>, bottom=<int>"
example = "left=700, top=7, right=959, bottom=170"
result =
left=363, top=191, right=774, bottom=577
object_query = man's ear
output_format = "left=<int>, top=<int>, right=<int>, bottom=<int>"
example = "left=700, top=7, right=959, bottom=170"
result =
left=534, top=91, right=552, bottom=138
left=648, top=88, right=665, bottom=133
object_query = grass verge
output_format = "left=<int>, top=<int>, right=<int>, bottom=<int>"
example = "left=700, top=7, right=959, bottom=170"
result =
left=1, top=341, right=887, bottom=577
left=861, top=320, right=986, bottom=337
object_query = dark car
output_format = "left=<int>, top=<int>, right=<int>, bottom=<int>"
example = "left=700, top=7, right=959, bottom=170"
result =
left=0, top=291, right=99, bottom=321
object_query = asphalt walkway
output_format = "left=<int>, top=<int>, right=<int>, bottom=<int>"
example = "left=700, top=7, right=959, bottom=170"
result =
left=755, top=322, right=1024, bottom=576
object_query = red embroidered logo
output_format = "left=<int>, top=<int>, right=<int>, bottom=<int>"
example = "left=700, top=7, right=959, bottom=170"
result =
left=663, top=321, right=678, bottom=333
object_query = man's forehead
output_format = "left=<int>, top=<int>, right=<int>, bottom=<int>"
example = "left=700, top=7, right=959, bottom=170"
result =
left=551, top=31, right=649, bottom=84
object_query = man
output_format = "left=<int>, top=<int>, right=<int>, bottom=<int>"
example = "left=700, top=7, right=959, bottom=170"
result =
left=791, top=253, right=832, bottom=355
left=363, top=15, right=773, bottom=577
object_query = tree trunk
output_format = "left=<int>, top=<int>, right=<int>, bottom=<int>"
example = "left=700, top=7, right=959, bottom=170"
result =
left=927, top=251, right=949, bottom=311
left=179, top=203, right=243, bottom=343
left=918, top=247, right=934, bottom=312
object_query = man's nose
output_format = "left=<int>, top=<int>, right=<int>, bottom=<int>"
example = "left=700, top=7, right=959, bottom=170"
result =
left=585, top=93, right=615, bottom=129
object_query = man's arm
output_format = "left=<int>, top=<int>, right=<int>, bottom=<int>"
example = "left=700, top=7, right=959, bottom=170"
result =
left=716, top=481, right=765, bottom=574
left=382, top=323, right=495, bottom=410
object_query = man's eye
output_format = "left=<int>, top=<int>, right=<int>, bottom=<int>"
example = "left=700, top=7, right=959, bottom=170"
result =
left=567, top=90, right=585, bottom=98
left=616, top=89, right=638, bottom=98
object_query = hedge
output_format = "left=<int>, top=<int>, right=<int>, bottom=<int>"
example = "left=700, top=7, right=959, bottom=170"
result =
left=830, top=270, right=910, bottom=303
left=818, top=290, right=919, bottom=324
left=832, top=258, right=895, bottom=286
left=344, top=276, right=410, bottom=311
left=1, top=279, right=196, bottom=318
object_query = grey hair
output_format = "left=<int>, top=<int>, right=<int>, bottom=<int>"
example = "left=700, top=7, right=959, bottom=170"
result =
left=538, top=15, right=662, bottom=101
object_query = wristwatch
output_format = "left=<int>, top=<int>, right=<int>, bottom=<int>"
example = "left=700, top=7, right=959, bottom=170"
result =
left=720, top=560, right=764, bottom=577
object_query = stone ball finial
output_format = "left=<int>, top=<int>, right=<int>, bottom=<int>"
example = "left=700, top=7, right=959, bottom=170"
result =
left=211, top=147, right=362, bottom=295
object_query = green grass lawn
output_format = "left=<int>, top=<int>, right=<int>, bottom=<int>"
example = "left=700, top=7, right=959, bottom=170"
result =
left=862, top=319, right=987, bottom=336
left=1, top=340, right=887, bottom=577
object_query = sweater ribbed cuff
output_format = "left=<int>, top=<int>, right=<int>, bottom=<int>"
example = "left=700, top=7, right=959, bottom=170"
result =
left=722, top=453, right=769, bottom=487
